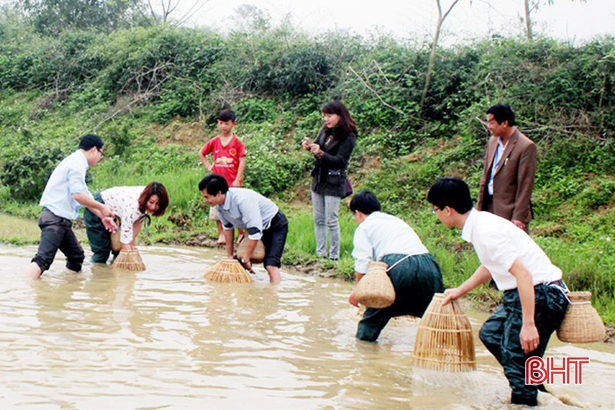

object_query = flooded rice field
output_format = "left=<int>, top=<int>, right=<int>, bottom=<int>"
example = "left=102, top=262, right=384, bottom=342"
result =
left=1, top=245, right=614, bottom=409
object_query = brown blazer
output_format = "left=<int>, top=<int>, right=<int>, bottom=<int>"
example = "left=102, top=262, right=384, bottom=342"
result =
left=477, top=128, right=537, bottom=225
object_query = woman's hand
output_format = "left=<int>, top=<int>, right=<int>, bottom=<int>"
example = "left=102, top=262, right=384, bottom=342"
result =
left=121, top=243, right=137, bottom=251
left=301, top=138, right=312, bottom=150
left=309, top=143, right=325, bottom=158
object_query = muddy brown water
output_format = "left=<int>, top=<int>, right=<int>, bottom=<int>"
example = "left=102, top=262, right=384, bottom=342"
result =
left=1, top=245, right=614, bottom=409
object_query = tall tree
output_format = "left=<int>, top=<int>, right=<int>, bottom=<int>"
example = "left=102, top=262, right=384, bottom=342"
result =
left=19, top=0, right=142, bottom=34
left=144, top=0, right=211, bottom=26
left=522, top=0, right=587, bottom=42
left=420, top=0, right=461, bottom=113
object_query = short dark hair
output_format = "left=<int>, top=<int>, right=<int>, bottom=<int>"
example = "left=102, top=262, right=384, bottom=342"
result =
left=486, top=103, right=516, bottom=127
left=349, top=190, right=381, bottom=215
left=138, top=181, right=169, bottom=217
left=198, top=174, right=229, bottom=195
left=218, top=109, right=236, bottom=122
left=427, top=177, right=473, bottom=214
left=79, top=134, right=104, bottom=150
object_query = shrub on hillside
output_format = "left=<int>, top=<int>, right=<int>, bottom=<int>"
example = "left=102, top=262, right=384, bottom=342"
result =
left=0, top=138, right=69, bottom=202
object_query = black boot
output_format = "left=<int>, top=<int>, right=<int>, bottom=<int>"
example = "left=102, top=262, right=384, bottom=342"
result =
left=511, top=393, right=538, bottom=406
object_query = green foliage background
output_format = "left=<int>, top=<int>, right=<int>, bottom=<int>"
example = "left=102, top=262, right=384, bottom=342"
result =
left=1, top=6, right=614, bottom=325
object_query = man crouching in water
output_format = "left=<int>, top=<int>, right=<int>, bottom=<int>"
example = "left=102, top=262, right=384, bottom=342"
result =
left=348, top=190, right=444, bottom=341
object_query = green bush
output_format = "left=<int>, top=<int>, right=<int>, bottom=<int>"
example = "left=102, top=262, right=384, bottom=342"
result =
left=576, top=178, right=615, bottom=209
left=242, top=127, right=308, bottom=198
left=1, top=137, right=69, bottom=201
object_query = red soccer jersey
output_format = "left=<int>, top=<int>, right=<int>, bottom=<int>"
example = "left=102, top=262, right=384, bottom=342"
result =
left=200, top=135, right=247, bottom=185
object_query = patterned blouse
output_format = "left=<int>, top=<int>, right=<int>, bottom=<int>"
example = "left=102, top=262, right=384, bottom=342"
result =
left=100, top=186, right=147, bottom=245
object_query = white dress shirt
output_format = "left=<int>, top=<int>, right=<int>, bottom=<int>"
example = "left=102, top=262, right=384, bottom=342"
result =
left=352, top=211, right=429, bottom=274
left=461, top=209, right=562, bottom=291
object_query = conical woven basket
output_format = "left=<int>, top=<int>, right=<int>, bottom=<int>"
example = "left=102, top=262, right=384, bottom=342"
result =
left=112, top=249, right=146, bottom=271
left=236, top=238, right=265, bottom=263
left=557, top=291, right=605, bottom=343
left=412, top=293, right=476, bottom=372
left=204, top=259, right=253, bottom=283
left=354, top=261, right=395, bottom=309
left=110, top=218, right=122, bottom=252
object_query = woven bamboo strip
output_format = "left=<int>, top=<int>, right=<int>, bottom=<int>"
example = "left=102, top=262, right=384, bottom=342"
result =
left=112, top=249, right=146, bottom=271
left=557, top=291, right=605, bottom=343
left=204, top=259, right=252, bottom=283
left=354, top=261, right=395, bottom=308
left=412, top=293, right=476, bottom=372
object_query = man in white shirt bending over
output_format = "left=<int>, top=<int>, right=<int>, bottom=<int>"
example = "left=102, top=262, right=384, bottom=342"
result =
left=199, top=173, right=288, bottom=283
left=348, top=190, right=444, bottom=342
left=427, top=176, right=569, bottom=407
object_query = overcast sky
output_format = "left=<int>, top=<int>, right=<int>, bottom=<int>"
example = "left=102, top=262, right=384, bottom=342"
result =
left=163, top=0, right=615, bottom=45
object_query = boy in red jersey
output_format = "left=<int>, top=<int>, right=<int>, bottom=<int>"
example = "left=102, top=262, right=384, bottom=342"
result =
left=199, top=109, right=247, bottom=244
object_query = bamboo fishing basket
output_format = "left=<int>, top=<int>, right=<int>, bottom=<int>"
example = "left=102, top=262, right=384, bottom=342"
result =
left=412, top=293, right=476, bottom=372
left=354, top=261, right=396, bottom=309
left=236, top=238, right=265, bottom=263
left=110, top=218, right=122, bottom=252
left=557, top=291, right=605, bottom=343
left=112, top=249, right=146, bottom=271
left=204, top=259, right=253, bottom=283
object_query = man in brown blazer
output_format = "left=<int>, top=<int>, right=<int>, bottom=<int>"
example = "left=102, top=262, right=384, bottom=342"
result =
left=477, top=104, right=537, bottom=233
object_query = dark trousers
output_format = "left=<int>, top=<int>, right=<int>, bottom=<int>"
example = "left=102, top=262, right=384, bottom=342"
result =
left=261, top=211, right=288, bottom=268
left=31, top=208, right=85, bottom=273
left=483, top=193, right=530, bottom=234
left=83, top=192, right=118, bottom=263
left=479, top=282, right=569, bottom=404
left=357, top=253, right=444, bottom=342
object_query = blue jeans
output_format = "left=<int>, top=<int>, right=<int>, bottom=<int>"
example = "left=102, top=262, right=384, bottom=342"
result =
left=311, top=191, right=341, bottom=259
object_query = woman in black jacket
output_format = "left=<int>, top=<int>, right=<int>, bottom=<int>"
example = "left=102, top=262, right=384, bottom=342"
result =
left=302, top=101, right=357, bottom=260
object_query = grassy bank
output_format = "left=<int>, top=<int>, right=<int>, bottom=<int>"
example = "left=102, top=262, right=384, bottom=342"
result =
left=0, top=212, right=41, bottom=245
left=1, top=125, right=613, bottom=330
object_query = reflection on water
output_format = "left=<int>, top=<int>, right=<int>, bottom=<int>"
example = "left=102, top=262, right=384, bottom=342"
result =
left=1, top=245, right=614, bottom=409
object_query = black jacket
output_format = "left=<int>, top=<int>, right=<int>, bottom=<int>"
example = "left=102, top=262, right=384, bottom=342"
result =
left=310, top=126, right=357, bottom=197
